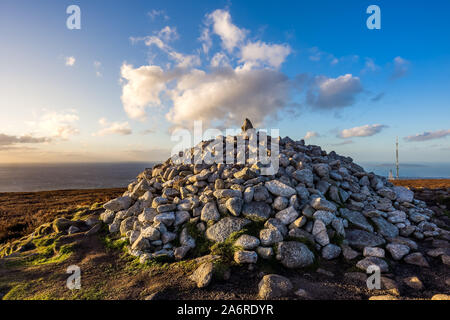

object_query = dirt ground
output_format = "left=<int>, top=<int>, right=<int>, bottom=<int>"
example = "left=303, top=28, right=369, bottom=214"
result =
left=0, top=188, right=125, bottom=243
left=392, top=179, right=450, bottom=189
left=0, top=180, right=449, bottom=300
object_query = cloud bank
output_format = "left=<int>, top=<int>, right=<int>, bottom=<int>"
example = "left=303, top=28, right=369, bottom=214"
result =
left=404, top=129, right=450, bottom=142
left=338, top=124, right=388, bottom=139
left=120, top=8, right=365, bottom=128
left=94, top=118, right=132, bottom=136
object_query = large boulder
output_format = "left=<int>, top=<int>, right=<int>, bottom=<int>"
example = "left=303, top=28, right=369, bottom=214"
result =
left=393, top=186, right=414, bottom=203
left=370, top=217, right=399, bottom=238
left=206, top=217, right=250, bottom=243
left=190, top=262, right=214, bottom=288
left=341, top=210, right=374, bottom=232
left=258, top=274, right=293, bottom=299
left=242, top=202, right=271, bottom=220
left=103, top=196, right=133, bottom=212
left=276, top=241, right=315, bottom=268
left=265, top=180, right=296, bottom=197
left=346, top=229, right=385, bottom=250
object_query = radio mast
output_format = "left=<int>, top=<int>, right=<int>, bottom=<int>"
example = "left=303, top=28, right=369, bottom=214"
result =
left=396, top=137, right=399, bottom=180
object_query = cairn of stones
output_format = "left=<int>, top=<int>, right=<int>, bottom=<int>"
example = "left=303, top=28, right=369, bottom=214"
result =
left=101, top=119, right=447, bottom=276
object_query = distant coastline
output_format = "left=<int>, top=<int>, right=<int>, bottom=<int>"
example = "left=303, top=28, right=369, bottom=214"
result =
left=0, top=161, right=448, bottom=193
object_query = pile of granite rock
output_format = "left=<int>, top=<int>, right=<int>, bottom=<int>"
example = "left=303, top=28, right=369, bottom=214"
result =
left=100, top=119, right=449, bottom=277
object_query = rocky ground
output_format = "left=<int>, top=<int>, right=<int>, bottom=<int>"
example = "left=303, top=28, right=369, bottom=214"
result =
left=0, top=188, right=125, bottom=243
left=0, top=183, right=448, bottom=300
left=0, top=121, right=449, bottom=300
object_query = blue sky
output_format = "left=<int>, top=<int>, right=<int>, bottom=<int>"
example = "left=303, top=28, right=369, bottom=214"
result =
left=0, top=0, right=449, bottom=165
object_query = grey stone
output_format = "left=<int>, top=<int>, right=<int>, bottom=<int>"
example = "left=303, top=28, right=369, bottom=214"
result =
left=275, top=206, right=299, bottom=225
left=201, top=202, right=220, bottom=222
left=313, top=163, right=330, bottom=178
left=386, top=243, right=410, bottom=260
left=213, top=189, right=242, bottom=199
left=174, top=210, right=190, bottom=226
left=154, top=212, right=175, bottom=226
left=277, top=241, right=315, bottom=268
left=141, top=226, right=161, bottom=240
left=310, top=197, right=337, bottom=212
left=226, top=197, right=243, bottom=216
left=295, top=186, right=310, bottom=200
left=404, top=252, right=429, bottom=267
left=377, top=188, right=397, bottom=201
left=260, top=228, right=283, bottom=246
left=273, top=196, right=289, bottom=211
left=341, top=210, right=374, bottom=232
left=206, top=217, right=250, bottom=243
left=258, top=274, right=293, bottom=299
left=290, top=216, right=307, bottom=229
left=235, top=234, right=260, bottom=250
left=265, top=180, right=296, bottom=197
left=100, top=210, right=115, bottom=224
left=356, top=257, right=389, bottom=273
left=341, top=244, right=360, bottom=260
left=180, top=227, right=196, bottom=248
left=257, top=246, right=274, bottom=259
left=313, top=210, right=335, bottom=225
left=312, top=219, right=329, bottom=246
left=190, top=262, right=214, bottom=288
left=265, top=218, right=288, bottom=237
left=288, top=228, right=315, bottom=244
left=234, top=250, right=258, bottom=264
left=292, top=169, right=314, bottom=187
left=346, top=229, right=385, bottom=250
left=157, top=203, right=177, bottom=213
left=103, top=196, right=133, bottom=212
left=393, top=186, right=414, bottom=203
left=131, top=235, right=150, bottom=251
left=322, top=244, right=341, bottom=260
left=371, top=217, right=399, bottom=238
left=243, top=187, right=254, bottom=203
left=363, top=247, right=385, bottom=258
left=242, top=201, right=271, bottom=220
left=120, top=217, right=135, bottom=235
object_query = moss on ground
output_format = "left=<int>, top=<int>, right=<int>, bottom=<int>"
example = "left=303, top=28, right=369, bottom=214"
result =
left=209, top=230, right=244, bottom=262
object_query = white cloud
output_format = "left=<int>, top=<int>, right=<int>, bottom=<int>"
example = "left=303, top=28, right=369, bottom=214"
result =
left=120, top=63, right=171, bottom=121
left=391, top=56, right=409, bottom=79
left=206, top=9, right=246, bottom=52
left=131, top=26, right=200, bottom=69
left=362, top=58, right=379, bottom=73
left=338, top=124, right=388, bottom=139
left=26, top=110, right=80, bottom=140
left=121, top=9, right=364, bottom=128
left=122, top=10, right=296, bottom=126
left=404, top=129, right=450, bottom=142
left=304, top=131, right=319, bottom=139
left=166, top=67, right=291, bottom=128
left=94, top=61, right=102, bottom=77
left=0, top=133, right=51, bottom=146
left=148, top=9, right=169, bottom=21
left=157, top=26, right=178, bottom=42
left=65, top=56, right=76, bottom=66
left=331, top=140, right=354, bottom=146
left=307, top=74, right=363, bottom=109
left=210, top=52, right=230, bottom=68
left=94, top=118, right=132, bottom=136
left=240, top=41, right=291, bottom=68
left=199, top=28, right=212, bottom=54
